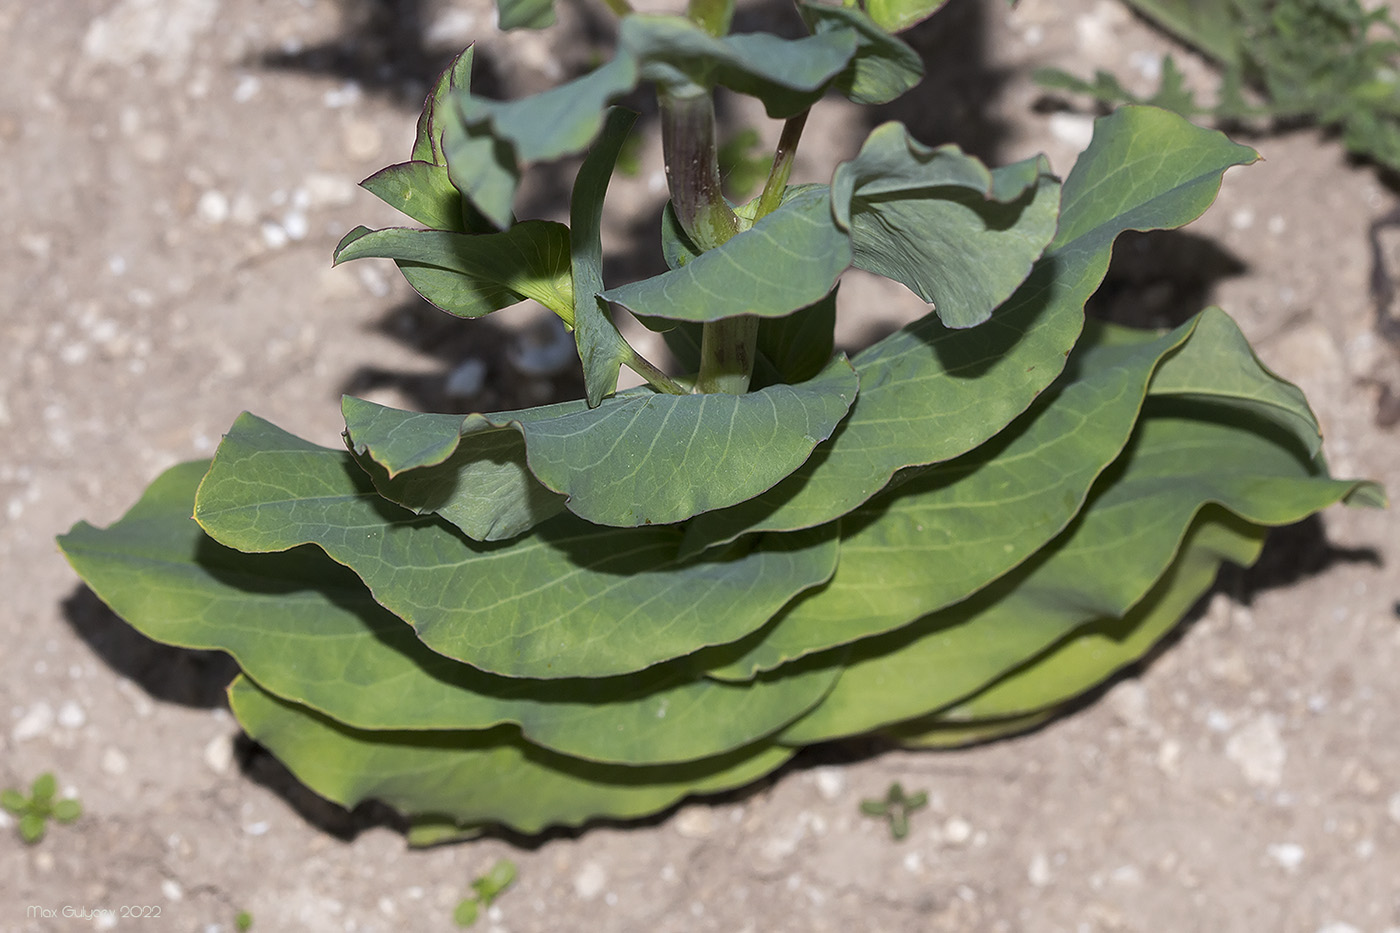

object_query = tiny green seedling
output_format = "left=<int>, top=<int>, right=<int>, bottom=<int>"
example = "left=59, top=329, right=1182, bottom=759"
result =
left=2, top=773, right=82, bottom=844
left=454, top=858, right=518, bottom=927
left=860, top=782, right=928, bottom=840
left=234, top=910, right=253, bottom=931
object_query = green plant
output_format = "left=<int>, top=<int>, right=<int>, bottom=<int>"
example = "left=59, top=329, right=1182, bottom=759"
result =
left=454, top=858, right=518, bottom=927
left=2, top=773, right=81, bottom=844
left=860, top=782, right=928, bottom=840
left=1038, top=0, right=1400, bottom=171
left=58, top=0, right=1382, bottom=843
left=235, top=910, right=253, bottom=932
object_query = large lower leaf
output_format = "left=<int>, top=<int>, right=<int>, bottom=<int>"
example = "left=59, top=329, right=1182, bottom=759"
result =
left=709, top=317, right=1199, bottom=679
left=345, top=358, right=859, bottom=529
left=933, top=508, right=1265, bottom=724
left=681, top=106, right=1258, bottom=553
left=57, top=462, right=838, bottom=765
left=332, top=221, right=573, bottom=322
left=776, top=404, right=1377, bottom=745
left=194, top=414, right=840, bottom=679
left=229, top=676, right=794, bottom=838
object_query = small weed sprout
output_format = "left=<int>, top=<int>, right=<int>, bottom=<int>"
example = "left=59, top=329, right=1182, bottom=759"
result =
left=2, top=773, right=81, bottom=844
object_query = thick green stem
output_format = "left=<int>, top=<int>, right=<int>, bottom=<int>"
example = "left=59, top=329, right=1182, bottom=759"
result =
left=659, top=85, right=740, bottom=251
left=660, top=83, right=756, bottom=394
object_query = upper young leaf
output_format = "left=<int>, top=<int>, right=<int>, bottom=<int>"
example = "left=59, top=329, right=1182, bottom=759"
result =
left=445, top=16, right=858, bottom=225
left=602, top=186, right=851, bottom=325
left=799, top=2, right=924, bottom=105
left=332, top=222, right=573, bottom=322
left=832, top=123, right=1062, bottom=329
left=681, top=106, right=1259, bottom=553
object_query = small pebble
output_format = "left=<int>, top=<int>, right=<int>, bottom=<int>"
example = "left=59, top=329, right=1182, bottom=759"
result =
left=101, top=748, right=129, bottom=776
left=1316, top=924, right=1362, bottom=933
left=674, top=805, right=715, bottom=839
left=812, top=767, right=845, bottom=801
left=1225, top=714, right=1286, bottom=788
left=204, top=732, right=234, bottom=774
left=1028, top=852, right=1052, bottom=887
left=161, top=878, right=183, bottom=901
left=445, top=358, right=488, bottom=398
left=1048, top=112, right=1095, bottom=150
left=1387, top=791, right=1400, bottom=825
left=243, top=820, right=270, bottom=836
left=57, top=700, right=86, bottom=729
left=1266, top=842, right=1305, bottom=871
left=197, top=189, right=229, bottom=224
left=573, top=861, right=606, bottom=900
left=12, top=702, right=55, bottom=741
left=943, top=817, right=972, bottom=845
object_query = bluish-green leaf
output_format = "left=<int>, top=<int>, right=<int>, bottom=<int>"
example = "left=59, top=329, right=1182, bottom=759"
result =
left=602, top=185, right=852, bottom=325
left=863, top=0, right=953, bottom=33
left=229, top=676, right=794, bottom=838
left=360, top=162, right=471, bottom=233
left=709, top=317, right=1199, bottom=679
left=799, top=2, right=924, bottom=105
left=445, top=17, right=856, bottom=222
left=414, top=47, right=474, bottom=165
left=681, top=106, right=1259, bottom=552
left=332, top=222, right=573, bottom=321
left=930, top=510, right=1267, bottom=726
left=571, top=108, right=638, bottom=406
left=777, top=406, right=1378, bottom=745
left=56, top=463, right=838, bottom=765
left=347, top=359, right=859, bottom=528
left=1142, top=306, right=1323, bottom=459
left=497, top=0, right=556, bottom=30
left=342, top=396, right=567, bottom=542
left=194, top=414, right=840, bottom=679
left=833, top=124, right=1062, bottom=329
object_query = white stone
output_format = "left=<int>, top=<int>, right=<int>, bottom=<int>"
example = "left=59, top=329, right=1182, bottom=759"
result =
left=1266, top=842, right=1305, bottom=871
left=1028, top=852, right=1052, bottom=887
left=1387, top=791, right=1400, bottom=825
left=1048, top=112, right=1095, bottom=150
left=674, top=805, right=715, bottom=839
left=1105, top=680, right=1150, bottom=729
left=161, top=878, right=183, bottom=901
left=260, top=221, right=290, bottom=250
left=12, top=702, right=55, bottom=741
left=812, top=767, right=845, bottom=801
left=943, top=817, right=972, bottom=845
left=1315, top=924, right=1362, bottom=933
left=445, top=359, right=488, bottom=398
left=101, top=748, right=129, bottom=776
left=57, top=700, right=86, bottom=729
left=204, top=732, right=234, bottom=774
left=197, top=189, right=229, bottom=224
left=1225, top=714, right=1286, bottom=788
left=573, top=861, right=607, bottom=900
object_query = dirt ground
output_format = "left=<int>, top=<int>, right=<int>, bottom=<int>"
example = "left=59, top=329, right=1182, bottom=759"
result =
left=3, top=1, right=1399, bottom=930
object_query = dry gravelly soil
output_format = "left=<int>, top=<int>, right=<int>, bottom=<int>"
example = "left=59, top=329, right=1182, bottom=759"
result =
left=3, top=1, right=1399, bottom=931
